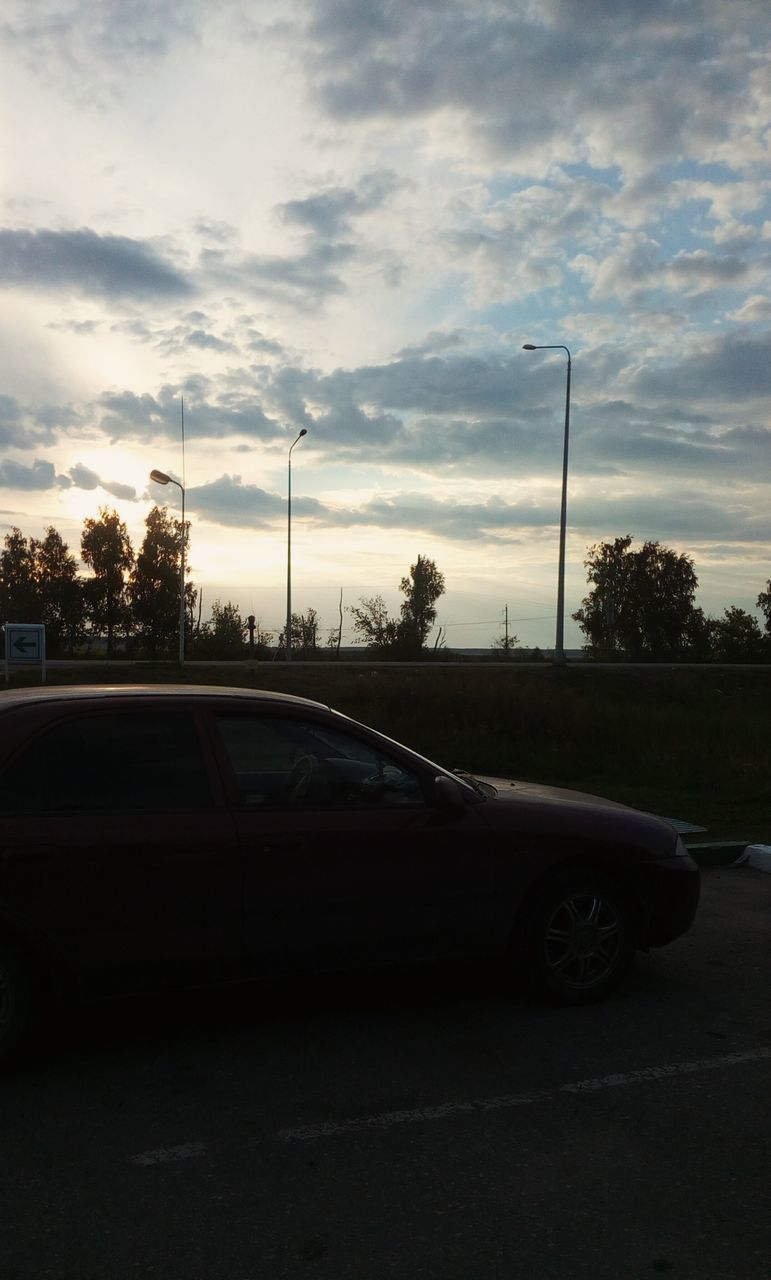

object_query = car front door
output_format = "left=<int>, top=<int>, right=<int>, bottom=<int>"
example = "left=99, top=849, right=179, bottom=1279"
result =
left=0, top=704, right=242, bottom=997
left=209, top=709, right=498, bottom=975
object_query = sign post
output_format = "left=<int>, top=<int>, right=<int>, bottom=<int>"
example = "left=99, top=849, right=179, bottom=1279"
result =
left=3, top=623, right=46, bottom=683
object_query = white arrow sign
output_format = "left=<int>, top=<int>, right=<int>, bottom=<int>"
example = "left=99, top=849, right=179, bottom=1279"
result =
left=3, top=623, right=46, bottom=681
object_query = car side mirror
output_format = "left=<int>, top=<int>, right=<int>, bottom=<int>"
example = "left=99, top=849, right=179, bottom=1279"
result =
left=433, top=775, right=466, bottom=815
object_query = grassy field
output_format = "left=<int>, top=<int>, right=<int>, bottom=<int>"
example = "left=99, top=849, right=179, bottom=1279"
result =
left=5, top=660, right=771, bottom=841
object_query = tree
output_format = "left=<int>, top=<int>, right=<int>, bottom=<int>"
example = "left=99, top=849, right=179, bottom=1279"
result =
left=1, top=525, right=84, bottom=656
left=349, top=595, right=401, bottom=653
left=681, top=606, right=714, bottom=663
left=128, top=505, right=190, bottom=657
left=710, top=607, right=765, bottom=663
left=326, top=588, right=344, bottom=658
left=35, top=527, right=84, bottom=655
left=491, top=632, right=519, bottom=657
left=350, top=557, right=446, bottom=658
left=573, top=536, right=700, bottom=660
left=194, top=599, right=247, bottom=659
left=278, top=607, right=321, bottom=658
left=757, top=581, right=771, bottom=636
left=0, top=528, right=41, bottom=625
left=80, top=508, right=134, bottom=657
left=398, top=555, right=446, bottom=656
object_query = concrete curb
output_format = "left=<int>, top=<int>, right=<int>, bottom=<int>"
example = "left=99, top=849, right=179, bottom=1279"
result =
left=685, top=842, right=749, bottom=868
left=685, top=841, right=771, bottom=871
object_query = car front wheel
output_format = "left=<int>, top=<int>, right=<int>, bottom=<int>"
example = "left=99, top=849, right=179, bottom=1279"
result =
left=518, top=870, right=635, bottom=1005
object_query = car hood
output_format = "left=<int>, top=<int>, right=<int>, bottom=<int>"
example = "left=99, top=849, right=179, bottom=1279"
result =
left=470, top=775, right=694, bottom=848
left=475, top=775, right=633, bottom=812
left=473, top=775, right=702, bottom=836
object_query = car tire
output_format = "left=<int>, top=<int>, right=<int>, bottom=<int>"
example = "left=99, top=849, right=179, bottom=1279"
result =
left=516, top=868, right=636, bottom=1005
left=0, top=941, right=40, bottom=1068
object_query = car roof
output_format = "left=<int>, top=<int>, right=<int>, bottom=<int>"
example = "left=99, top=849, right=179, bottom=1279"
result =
left=0, top=684, right=331, bottom=714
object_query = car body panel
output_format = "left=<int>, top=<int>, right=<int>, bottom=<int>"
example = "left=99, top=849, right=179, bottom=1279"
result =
left=0, top=684, right=700, bottom=1006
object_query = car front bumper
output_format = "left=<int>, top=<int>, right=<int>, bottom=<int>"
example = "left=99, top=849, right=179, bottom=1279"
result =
left=638, top=853, right=701, bottom=948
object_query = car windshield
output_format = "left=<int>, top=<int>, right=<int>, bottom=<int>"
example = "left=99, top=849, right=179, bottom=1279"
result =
left=327, top=708, right=488, bottom=799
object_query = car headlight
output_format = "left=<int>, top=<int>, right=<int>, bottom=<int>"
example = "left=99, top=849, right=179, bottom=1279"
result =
left=673, top=836, right=691, bottom=857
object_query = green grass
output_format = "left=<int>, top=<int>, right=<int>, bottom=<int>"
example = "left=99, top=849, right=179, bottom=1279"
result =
left=7, top=660, right=771, bottom=841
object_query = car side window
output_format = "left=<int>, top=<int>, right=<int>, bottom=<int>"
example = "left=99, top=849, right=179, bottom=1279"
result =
left=215, top=714, right=425, bottom=811
left=0, top=711, right=214, bottom=814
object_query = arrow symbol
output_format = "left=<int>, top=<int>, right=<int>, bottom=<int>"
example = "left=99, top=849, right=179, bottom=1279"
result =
left=12, top=636, right=37, bottom=654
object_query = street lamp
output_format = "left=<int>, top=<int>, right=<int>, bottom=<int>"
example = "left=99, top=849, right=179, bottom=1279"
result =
left=286, top=429, right=307, bottom=662
left=522, top=343, right=572, bottom=664
left=149, top=468, right=186, bottom=665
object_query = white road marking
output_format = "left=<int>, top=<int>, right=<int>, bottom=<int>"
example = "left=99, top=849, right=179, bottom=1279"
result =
left=132, top=1142, right=205, bottom=1166
left=278, top=1045, right=771, bottom=1142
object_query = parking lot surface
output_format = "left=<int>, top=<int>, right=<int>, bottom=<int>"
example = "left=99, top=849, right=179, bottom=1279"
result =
left=2, top=865, right=770, bottom=1279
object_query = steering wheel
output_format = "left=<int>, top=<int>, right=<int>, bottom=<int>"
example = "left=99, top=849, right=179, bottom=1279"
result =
left=286, top=753, right=317, bottom=802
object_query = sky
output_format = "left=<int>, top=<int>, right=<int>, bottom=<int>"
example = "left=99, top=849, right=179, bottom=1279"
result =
left=1, top=0, right=770, bottom=651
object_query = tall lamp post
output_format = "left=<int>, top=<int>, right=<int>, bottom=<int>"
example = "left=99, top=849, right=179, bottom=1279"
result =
left=286, top=429, right=307, bottom=662
left=149, top=469, right=186, bottom=665
left=522, top=343, right=572, bottom=664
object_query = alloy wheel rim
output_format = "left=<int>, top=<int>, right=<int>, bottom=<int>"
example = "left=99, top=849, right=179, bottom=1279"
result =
left=544, top=891, right=622, bottom=989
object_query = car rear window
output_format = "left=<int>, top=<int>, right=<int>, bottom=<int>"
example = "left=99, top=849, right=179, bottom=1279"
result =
left=0, top=710, right=214, bottom=813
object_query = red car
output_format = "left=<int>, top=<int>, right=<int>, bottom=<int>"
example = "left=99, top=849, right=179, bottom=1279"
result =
left=0, top=685, right=699, bottom=1062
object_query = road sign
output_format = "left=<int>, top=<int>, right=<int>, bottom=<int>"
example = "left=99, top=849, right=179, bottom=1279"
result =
left=3, top=623, right=46, bottom=681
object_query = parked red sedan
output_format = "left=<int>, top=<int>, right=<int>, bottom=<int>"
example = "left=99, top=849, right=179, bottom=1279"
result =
left=0, top=685, right=699, bottom=1062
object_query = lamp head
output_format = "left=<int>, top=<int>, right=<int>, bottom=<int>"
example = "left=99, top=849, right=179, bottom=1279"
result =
left=150, top=469, right=170, bottom=485
left=522, top=344, right=537, bottom=350
left=299, top=428, right=307, bottom=438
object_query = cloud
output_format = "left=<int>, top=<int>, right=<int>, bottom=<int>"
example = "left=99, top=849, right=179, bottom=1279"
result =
left=197, top=171, right=403, bottom=307
left=0, top=228, right=192, bottom=300
left=630, top=330, right=771, bottom=405
left=103, top=480, right=138, bottom=500
left=37, top=326, right=765, bottom=494
left=202, top=239, right=354, bottom=304
left=0, top=394, right=63, bottom=449
left=0, top=458, right=57, bottom=490
left=66, top=463, right=101, bottom=490
left=63, top=463, right=138, bottom=500
left=97, top=383, right=278, bottom=444
left=279, top=170, right=401, bottom=238
left=730, top=295, right=771, bottom=324
left=0, top=395, right=26, bottom=448
left=187, top=474, right=327, bottom=529
left=447, top=175, right=615, bottom=304
left=303, top=0, right=771, bottom=180
left=179, top=472, right=771, bottom=550
left=0, top=0, right=204, bottom=101
left=149, top=325, right=233, bottom=355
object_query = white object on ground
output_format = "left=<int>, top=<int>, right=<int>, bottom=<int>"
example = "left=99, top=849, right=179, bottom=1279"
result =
left=735, top=844, right=771, bottom=873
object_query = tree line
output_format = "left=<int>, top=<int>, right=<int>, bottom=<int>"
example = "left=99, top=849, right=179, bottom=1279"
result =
left=0, top=509, right=448, bottom=661
left=1, top=512, right=769, bottom=661
left=573, top=536, right=771, bottom=662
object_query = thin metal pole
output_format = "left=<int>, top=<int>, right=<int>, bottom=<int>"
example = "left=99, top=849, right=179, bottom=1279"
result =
left=555, top=352, right=571, bottom=665
left=178, top=484, right=185, bottom=665
left=286, top=449, right=293, bottom=662
left=522, top=344, right=572, bottom=664
left=286, top=429, right=307, bottom=662
left=179, top=398, right=186, bottom=666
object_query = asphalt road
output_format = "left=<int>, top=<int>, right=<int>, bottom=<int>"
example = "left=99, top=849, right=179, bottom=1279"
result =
left=2, top=866, right=770, bottom=1280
